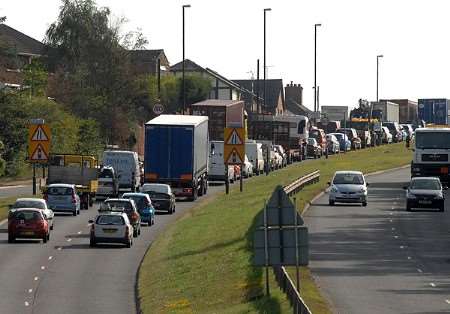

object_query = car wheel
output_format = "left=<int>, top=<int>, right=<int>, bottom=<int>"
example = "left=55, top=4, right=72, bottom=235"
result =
left=43, top=234, right=47, bottom=243
left=126, top=237, right=132, bottom=248
left=362, top=202, right=367, bottom=207
left=133, top=228, right=138, bottom=238
left=440, top=206, right=445, bottom=212
left=90, top=236, right=96, bottom=247
left=329, top=200, right=335, bottom=206
left=8, top=233, right=14, bottom=243
left=138, top=225, right=141, bottom=235
left=50, top=223, right=54, bottom=230
left=73, top=210, right=77, bottom=216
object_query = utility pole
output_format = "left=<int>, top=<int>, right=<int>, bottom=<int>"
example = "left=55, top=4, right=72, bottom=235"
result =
left=314, top=23, right=322, bottom=114
left=182, top=4, right=191, bottom=114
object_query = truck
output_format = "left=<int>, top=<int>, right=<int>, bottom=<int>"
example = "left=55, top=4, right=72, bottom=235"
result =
left=144, top=115, right=209, bottom=201
left=42, top=154, right=98, bottom=209
left=418, top=99, right=450, bottom=125
left=382, top=99, right=418, bottom=124
left=321, top=106, right=348, bottom=122
left=191, top=99, right=245, bottom=141
left=411, top=127, right=450, bottom=184
left=102, top=150, right=141, bottom=192
left=370, top=100, right=399, bottom=122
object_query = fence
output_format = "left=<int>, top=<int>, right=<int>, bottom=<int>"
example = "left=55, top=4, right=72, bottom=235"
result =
left=272, top=170, right=320, bottom=314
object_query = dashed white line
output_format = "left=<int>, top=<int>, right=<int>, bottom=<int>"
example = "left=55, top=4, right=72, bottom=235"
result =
left=77, top=231, right=82, bottom=234
left=390, top=212, right=394, bottom=215
left=27, top=289, right=32, bottom=294
left=41, top=266, right=45, bottom=270
left=394, top=236, right=399, bottom=239
left=445, top=299, right=450, bottom=305
left=57, top=247, right=62, bottom=251
left=407, top=256, right=412, bottom=260
left=48, top=256, right=53, bottom=260
left=391, top=227, right=395, bottom=231
left=66, top=238, right=72, bottom=242
left=430, top=283, right=436, bottom=288
left=400, top=246, right=405, bottom=249
left=417, top=268, right=423, bottom=273
left=34, top=276, right=38, bottom=281
left=389, top=219, right=393, bottom=222
left=24, top=301, right=29, bottom=307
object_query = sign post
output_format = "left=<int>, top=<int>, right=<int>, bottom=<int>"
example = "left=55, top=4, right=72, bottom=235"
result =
left=28, top=119, right=51, bottom=195
left=224, top=127, right=245, bottom=193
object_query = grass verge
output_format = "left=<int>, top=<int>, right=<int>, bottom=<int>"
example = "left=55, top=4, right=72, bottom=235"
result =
left=0, top=195, right=34, bottom=221
left=138, top=143, right=412, bottom=314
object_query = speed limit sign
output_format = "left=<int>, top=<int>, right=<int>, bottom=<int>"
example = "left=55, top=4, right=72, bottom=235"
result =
left=153, top=103, right=164, bottom=115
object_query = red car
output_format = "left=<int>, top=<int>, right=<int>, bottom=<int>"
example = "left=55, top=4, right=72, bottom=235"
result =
left=8, top=208, right=50, bottom=243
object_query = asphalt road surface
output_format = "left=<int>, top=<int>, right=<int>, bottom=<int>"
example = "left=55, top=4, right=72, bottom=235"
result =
left=0, top=184, right=33, bottom=199
left=0, top=183, right=226, bottom=314
left=305, top=167, right=450, bottom=314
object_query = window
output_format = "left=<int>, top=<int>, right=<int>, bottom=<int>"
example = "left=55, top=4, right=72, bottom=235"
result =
left=14, top=211, right=42, bottom=221
left=333, top=173, right=364, bottom=185
left=13, top=201, right=45, bottom=209
left=97, top=215, right=125, bottom=225
left=415, top=132, right=450, bottom=149
left=48, top=187, right=73, bottom=195
left=410, top=179, right=441, bottom=190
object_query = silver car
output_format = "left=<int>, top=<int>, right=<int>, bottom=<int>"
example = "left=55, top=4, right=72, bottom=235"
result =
left=328, top=171, right=368, bottom=206
left=9, top=198, right=55, bottom=230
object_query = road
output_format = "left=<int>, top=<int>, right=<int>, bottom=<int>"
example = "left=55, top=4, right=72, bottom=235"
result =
left=305, top=167, right=450, bottom=314
left=0, top=183, right=225, bottom=314
left=0, top=184, right=33, bottom=199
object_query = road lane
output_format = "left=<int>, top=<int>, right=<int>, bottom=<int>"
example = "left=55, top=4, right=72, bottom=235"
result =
left=305, top=167, right=450, bottom=314
left=0, top=184, right=33, bottom=199
left=0, top=183, right=225, bottom=314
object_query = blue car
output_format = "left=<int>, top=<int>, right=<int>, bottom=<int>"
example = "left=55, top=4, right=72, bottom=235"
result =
left=330, top=133, right=351, bottom=152
left=122, top=193, right=155, bottom=226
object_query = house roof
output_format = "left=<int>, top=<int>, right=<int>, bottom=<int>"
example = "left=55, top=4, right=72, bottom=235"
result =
left=286, top=98, right=313, bottom=116
left=0, top=24, right=44, bottom=55
left=232, top=79, right=284, bottom=109
left=171, top=59, right=242, bottom=91
left=191, top=99, right=244, bottom=107
left=129, top=49, right=169, bottom=66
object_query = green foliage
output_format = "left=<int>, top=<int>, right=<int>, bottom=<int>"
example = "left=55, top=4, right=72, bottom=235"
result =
left=0, top=16, right=5, bottom=23
left=182, top=74, right=212, bottom=106
left=76, top=119, right=103, bottom=155
left=22, top=59, right=48, bottom=97
left=0, top=140, right=5, bottom=176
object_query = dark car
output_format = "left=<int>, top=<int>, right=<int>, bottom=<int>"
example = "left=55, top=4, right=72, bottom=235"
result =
left=141, top=183, right=176, bottom=214
left=404, top=177, right=445, bottom=212
left=307, top=138, right=322, bottom=159
left=8, top=208, right=50, bottom=243
left=101, top=199, right=141, bottom=237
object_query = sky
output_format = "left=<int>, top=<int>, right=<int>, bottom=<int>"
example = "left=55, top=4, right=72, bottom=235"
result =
left=2, top=0, right=450, bottom=110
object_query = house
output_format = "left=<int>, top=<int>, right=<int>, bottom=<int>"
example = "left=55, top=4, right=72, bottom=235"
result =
left=233, top=79, right=285, bottom=115
left=129, top=49, right=170, bottom=76
left=170, top=59, right=242, bottom=101
left=284, top=81, right=313, bottom=117
left=0, top=24, right=45, bottom=88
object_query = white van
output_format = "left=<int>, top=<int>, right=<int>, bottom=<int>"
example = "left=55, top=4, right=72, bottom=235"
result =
left=102, top=150, right=141, bottom=191
left=245, top=141, right=264, bottom=175
left=208, top=141, right=235, bottom=183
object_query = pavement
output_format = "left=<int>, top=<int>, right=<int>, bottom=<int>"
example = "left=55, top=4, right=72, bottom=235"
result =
left=305, top=167, right=450, bottom=314
left=0, top=183, right=225, bottom=314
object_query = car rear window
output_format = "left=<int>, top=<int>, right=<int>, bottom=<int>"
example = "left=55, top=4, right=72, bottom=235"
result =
left=13, top=201, right=45, bottom=209
left=123, top=196, right=146, bottom=209
left=13, top=211, right=42, bottom=221
left=105, top=201, right=132, bottom=211
left=96, top=215, right=125, bottom=225
left=333, top=173, right=364, bottom=185
left=142, top=185, right=168, bottom=194
left=48, top=187, right=73, bottom=195
left=411, top=179, right=441, bottom=190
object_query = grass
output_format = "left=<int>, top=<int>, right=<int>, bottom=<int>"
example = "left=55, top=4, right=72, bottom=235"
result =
left=0, top=195, right=35, bottom=221
left=138, top=143, right=412, bottom=314
left=0, top=165, right=36, bottom=186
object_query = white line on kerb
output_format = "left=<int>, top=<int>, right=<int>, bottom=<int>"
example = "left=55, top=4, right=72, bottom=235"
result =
left=417, top=269, right=423, bottom=273
left=57, top=247, right=62, bottom=251
left=391, top=227, right=395, bottom=230
left=390, top=219, right=393, bottom=222
left=390, top=211, right=394, bottom=214
left=400, top=246, right=405, bottom=249
left=430, top=283, right=436, bottom=287
left=394, top=236, right=399, bottom=239
left=77, top=231, right=82, bottom=234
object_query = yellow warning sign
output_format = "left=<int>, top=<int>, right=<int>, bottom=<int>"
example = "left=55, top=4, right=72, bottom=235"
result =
left=28, top=123, right=51, bottom=163
left=224, top=127, right=245, bottom=165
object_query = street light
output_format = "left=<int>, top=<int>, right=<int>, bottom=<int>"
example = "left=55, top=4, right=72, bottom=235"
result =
left=314, top=23, right=322, bottom=114
left=263, top=8, right=271, bottom=116
left=182, top=4, right=191, bottom=114
left=376, top=54, right=383, bottom=102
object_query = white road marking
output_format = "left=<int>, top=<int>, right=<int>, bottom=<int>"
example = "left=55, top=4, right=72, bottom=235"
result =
left=394, top=236, right=399, bottom=239
left=57, top=247, right=62, bottom=251
left=28, top=289, right=32, bottom=294
left=430, top=283, right=436, bottom=287
left=391, top=227, right=395, bottom=230
left=390, top=219, right=393, bottom=222
left=400, top=246, right=405, bottom=249
left=24, top=301, right=29, bottom=307
left=34, top=276, right=38, bottom=281
left=407, top=256, right=412, bottom=260
left=48, top=256, right=53, bottom=260
left=0, top=185, right=26, bottom=190
left=390, top=211, right=394, bottom=213
left=445, top=299, right=450, bottom=305
left=41, top=266, right=45, bottom=270
left=417, top=268, right=423, bottom=273
left=77, top=231, right=82, bottom=234
left=66, top=238, right=72, bottom=242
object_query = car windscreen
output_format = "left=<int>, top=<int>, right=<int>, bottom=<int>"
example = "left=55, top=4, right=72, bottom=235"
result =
left=48, top=187, right=73, bottom=195
left=13, top=201, right=45, bottom=209
left=415, top=132, right=450, bottom=149
left=333, top=173, right=364, bottom=185
left=410, top=179, right=441, bottom=190
left=143, top=185, right=168, bottom=194
left=104, top=201, right=132, bottom=211
left=13, top=211, right=42, bottom=221
left=333, top=133, right=344, bottom=140
left=99, top=168, right=114, bottom=178
left=96, top=215, right=125, bottom=225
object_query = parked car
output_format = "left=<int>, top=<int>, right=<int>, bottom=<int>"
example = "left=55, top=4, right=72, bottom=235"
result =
left=122, top=193, right=155, bottom=226
left=328, top=171, right=368, bottom=206
left=89, top=212, right=133, bottom=247
left=330, top=133, right=351, bottom=152
left=245, top=141, right=264, bottom=175
left=273, top=145, right=288, bottom=167
left=141, top=183, right=176, bottom=214
left=242, top=155, right=254, bottom=178
left=8, top=208, right=50, bottom=243
left=381, top=126, right=393, bottom=144
left=383, top=122, right=403, bottom=143
left=309, top=127, right=328, bottom=153
left=96, top=166, right=119, bottom=199
left=101, top=199, right=141, bottom=237
left=44, top=184, right=80, bottom=216
left=404, top=177, right=445, bottom=212
left=400, top=124, right=414, bottom=141
left=307, top=138, right=322, bottom=159
left=336, top=128, right=362, bottom=150
left=326, top=134, right=340, bottom=154
left=10, top=198, right=54, bottom=230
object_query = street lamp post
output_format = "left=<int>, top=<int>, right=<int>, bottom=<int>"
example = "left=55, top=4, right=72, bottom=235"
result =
left=314, top=23, right=322, bottom=114
left=182, top=4, right=191, bottom=114
left=263, top=8, right=271, bottom=116
left=376, top=54, right=383, bottom=102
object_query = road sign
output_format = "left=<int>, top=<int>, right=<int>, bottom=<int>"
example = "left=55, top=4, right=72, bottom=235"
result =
left=224, top=127, right=245, bottom=165
left=153, top=103, right=164, bottom=115
left=28, top=123, right=51, bottom=163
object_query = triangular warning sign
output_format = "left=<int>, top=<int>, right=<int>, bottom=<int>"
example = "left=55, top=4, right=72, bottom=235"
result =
left=226, top=129, right=243, bottom=145
left=31, top=126, right=49, bottom=141
left=226, top=148, right=243, bottom=164
left=30, top=144, right=48, bottom=161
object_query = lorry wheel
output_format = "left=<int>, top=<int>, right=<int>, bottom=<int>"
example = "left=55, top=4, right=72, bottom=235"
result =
left=198, top=180, right=204, bottom=197
left=190, top=187, right=198, bottom=202
left=203, top=180, right=208, bottom=195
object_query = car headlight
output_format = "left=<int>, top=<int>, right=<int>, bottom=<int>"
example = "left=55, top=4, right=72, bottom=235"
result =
left=331, top=186, right=339, bottom=193
left=359, top=187, right=367, bottom=193
left=407, top=192, right=416, bottom=199
left=435, top=193, right=444, bottom=199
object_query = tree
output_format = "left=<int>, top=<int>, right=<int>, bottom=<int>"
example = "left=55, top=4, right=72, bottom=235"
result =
left=0, top=16, right=6, bottom=24
left=76, top=119, right=103, bottom=155
left=0, top=140, right=5, bottom=177
left=23, top=59, right=48, bottom=97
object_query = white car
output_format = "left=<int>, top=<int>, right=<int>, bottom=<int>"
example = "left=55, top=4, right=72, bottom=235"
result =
left=10, top=198, right=55, bottom=230
left=328, top=171, right=368, bottom=206
left=381, top=127, right=393, bottom=144
left=242, top=155, right=254, bottom=178
left=89, top=212, right=133, bottom=247
left=272, top=149, right=283, bottom=170
left=273, top=145, right=288, bottom=167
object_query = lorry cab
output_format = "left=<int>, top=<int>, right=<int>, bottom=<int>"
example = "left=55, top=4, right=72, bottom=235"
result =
left=411, top=127, right=450, bottom=185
